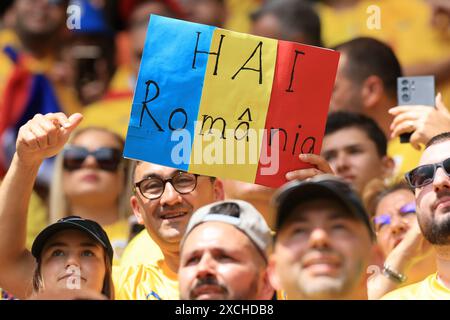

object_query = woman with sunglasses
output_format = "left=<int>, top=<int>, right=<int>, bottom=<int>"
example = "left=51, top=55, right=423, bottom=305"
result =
left=363, top=179, right=436, bottom=299
left=0, top=113, right=114, bottom=299
left=48, top=126, right=132, bottom=265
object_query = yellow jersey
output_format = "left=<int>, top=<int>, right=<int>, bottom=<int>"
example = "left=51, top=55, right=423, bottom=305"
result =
left=120, top=229, right=164, bottom=268
left=113, top=260, right=179, bottom=300
left=80, top=65, right=134, bottom=138
left=102, top=218, right=130, bottom=266
left=382, top=273, right=450, bottom=300
left=387, top=137, right=422, bottom=178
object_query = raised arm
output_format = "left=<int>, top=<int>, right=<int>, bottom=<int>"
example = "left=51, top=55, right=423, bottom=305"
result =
left=0, top=113, right=82, bottom=298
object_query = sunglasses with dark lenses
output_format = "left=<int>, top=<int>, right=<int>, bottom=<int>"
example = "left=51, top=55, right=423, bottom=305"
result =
left=63, top=146, right=122, bottom=172
left=405, top=157, right=450, bottom=188
left=135, top=171, right=199, bottom=200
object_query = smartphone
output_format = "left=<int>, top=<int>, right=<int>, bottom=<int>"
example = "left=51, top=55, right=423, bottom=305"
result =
left=397, top=76, right=435, bottom=143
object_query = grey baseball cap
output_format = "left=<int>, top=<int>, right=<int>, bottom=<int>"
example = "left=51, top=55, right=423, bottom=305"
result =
left=181, top=200, right=272, bottom=260
left=273, top=174, right=376, bottom=241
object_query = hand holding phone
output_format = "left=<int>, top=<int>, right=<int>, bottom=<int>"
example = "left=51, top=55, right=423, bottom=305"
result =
left=397, top=76, right=435, bottom=143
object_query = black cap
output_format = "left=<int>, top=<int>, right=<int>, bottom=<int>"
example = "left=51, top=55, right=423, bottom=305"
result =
left=274, top=175, right=375, bottom=241
left=31, top=216, right=114, bottom=264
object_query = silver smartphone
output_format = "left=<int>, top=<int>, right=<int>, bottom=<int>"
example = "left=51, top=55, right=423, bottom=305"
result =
left=397, top=76, right=435, bottom=143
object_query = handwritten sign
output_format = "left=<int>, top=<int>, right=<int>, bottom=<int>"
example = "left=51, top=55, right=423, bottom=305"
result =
left=124, top=15, right=340, bottom=188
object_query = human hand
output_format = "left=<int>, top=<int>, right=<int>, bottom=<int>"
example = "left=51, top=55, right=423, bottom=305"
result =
left=285, top=153, right=335, bottom=181
left=389, top=93, right=450, bottom=150
left=16, top=112, right=83, bottom=166
left=387, top=219, right=434, bottom=269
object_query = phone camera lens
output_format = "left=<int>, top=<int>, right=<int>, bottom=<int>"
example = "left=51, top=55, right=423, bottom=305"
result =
left=401, top=80, right=409, bottom=85
left=402, top=94, right=410, bottom=102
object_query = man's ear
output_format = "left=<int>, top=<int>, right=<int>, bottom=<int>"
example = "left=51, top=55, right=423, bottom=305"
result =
left=361, top=75, right=385, bottom=110
left=380, top=155, right=396, bottom=179
left=212, top=178, right=225, bottom=201
left=259, top=268, right=276, bottom=300
left=130, top=195, right=145, bottom=225
left=267, top=255, right=282, bottom=291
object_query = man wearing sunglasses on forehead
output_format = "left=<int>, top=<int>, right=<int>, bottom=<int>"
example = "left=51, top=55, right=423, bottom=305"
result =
left=382, top=132, right=450, bottom=299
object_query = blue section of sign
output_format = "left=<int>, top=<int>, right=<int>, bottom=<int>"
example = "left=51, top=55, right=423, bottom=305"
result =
left=124, top=15, right=215, bottom=170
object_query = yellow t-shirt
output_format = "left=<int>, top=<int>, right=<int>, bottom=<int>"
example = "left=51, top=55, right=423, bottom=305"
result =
left=113, top=260, right=179, bottom=300
left=387, top=137, right=423, bottom=179
left=80, top=66, right=134, bottom=139
left=120, top=229, right=164, bottom=268
left=382, top=273, right=450, bottom=300
left=102, top=218, right=130, bottom=266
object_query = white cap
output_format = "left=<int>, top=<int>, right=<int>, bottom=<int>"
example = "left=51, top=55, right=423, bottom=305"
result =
left=181, top=200, right=272, bottom=260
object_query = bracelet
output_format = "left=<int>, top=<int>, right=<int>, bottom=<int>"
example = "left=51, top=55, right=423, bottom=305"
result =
left=382, top=264, right=407, bottom=283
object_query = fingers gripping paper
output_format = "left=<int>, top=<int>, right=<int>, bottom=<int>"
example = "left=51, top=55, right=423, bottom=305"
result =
left=124, top=15, right=339, bottom=188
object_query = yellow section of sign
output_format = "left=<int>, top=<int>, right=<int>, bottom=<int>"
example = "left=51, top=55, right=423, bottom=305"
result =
left=189, top=29, right=277, bottom=182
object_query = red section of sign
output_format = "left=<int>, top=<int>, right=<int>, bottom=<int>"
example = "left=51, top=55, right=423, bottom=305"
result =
left=255, top=41, right=340, bottom=188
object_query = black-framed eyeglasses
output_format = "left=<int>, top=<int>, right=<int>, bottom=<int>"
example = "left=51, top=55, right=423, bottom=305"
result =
left=134, top=171, right=199, bottom=200
left=63, top=145, right=122, bottom=172
left=405, top=157, right=450, bottom=188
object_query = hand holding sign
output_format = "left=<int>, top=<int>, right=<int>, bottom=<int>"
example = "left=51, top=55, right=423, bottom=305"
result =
left=124, top=15, right=339, bottom=188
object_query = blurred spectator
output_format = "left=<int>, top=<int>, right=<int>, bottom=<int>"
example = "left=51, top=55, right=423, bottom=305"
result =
left=331, top=37, right=421, bottom=178
left=49, top=127, right=132, bottom=265
left=183, top=0, right=227, bottom=27
left=55, top=0, right=117, bottom=106
left=250, top=0, right=322, bottom=45
left=179, top=200, right=274, bottom=300
left=316, top=0, right=450, bottom=108
left=269, top=175, right=379, bottom=299
left=81, top=0, right=185, bottom=138
left=322, top=111, right=394, bottom=195
left=0, top=0, right=82, bottom=188
left=363, top=179, right=435, bottom=299
left=382, top=132, right=450, bottom=299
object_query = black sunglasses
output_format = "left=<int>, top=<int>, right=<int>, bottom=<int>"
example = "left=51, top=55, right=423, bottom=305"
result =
left=63, top=145, right=122, bottom=172
left=405, top=157, right=450, bottom=188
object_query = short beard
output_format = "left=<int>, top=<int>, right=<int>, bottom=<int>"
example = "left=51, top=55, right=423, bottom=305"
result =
left=420, top=212, right=450, bottom=245
left=297, top=273, right=355, bottom=300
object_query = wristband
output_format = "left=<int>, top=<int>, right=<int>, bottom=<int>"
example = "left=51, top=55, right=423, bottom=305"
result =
left=382, top=264, right=407, bottom=283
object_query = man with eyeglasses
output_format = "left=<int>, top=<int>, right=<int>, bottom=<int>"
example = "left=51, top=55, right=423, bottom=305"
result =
left=113, top=161, right=224, bottom=300
left=382, top=132, right=450, bottom=299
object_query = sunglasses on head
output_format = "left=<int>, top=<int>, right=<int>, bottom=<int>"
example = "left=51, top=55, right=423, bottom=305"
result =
left=63, top=145, right=122, bottom=172
left=405, top=157, right=450, bottom=188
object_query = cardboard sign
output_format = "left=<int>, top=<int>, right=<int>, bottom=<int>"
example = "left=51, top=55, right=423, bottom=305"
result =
left=124, top=15, right=340, bottom=188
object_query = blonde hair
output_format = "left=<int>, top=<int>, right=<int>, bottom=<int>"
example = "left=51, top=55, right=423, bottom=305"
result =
left=49, top=127, right=132, bottom=223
